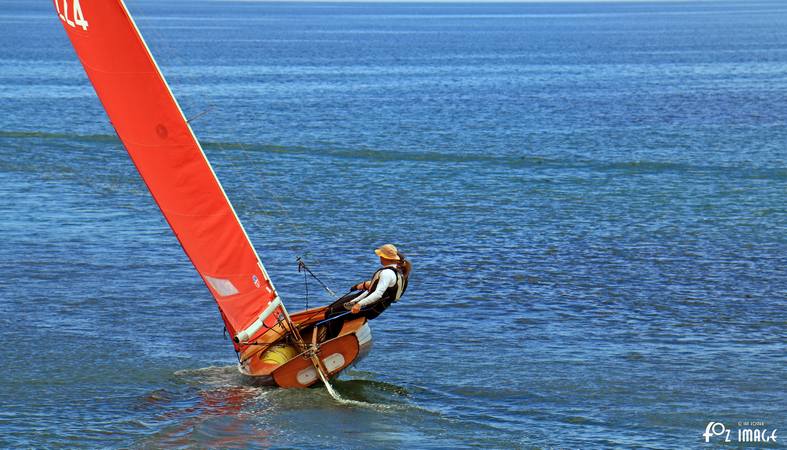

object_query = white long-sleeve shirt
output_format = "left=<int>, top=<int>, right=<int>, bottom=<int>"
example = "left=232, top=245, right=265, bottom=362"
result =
left=351, top=265, right=398, bottom=308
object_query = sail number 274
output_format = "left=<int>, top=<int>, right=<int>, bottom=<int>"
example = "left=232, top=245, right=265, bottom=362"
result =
left=55, top=0, right=89, bottom=31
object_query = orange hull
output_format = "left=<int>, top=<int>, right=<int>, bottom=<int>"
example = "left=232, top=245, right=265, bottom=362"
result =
left=237, top=306, right=373, bottom=387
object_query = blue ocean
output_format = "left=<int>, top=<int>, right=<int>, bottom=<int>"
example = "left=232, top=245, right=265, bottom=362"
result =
left=1, top=0, right=785, bottom=448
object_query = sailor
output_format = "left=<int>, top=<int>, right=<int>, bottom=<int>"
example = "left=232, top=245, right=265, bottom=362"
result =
left=320, top=244, right=411, bottom=340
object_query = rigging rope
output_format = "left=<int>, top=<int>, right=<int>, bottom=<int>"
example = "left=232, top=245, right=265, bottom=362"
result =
left=302, top=263, right=310, bottom=309
left=297, top=256, right=337, bottom=298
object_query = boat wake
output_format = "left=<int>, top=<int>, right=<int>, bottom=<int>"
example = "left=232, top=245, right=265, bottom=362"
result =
left=173, top=365, right=248, bottom=388
left=172, top=365, right=414, bottom=411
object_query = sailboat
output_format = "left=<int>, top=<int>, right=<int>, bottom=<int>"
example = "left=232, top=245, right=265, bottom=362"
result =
left=54, top=0, right=372, bottom=388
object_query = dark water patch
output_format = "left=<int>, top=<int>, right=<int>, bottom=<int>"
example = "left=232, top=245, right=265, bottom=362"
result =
left=0, top=129, right=117, bottom=142
left=3, top=130, right=786, bottom=182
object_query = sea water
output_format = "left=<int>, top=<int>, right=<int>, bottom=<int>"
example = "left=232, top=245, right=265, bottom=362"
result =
left=1, top=1, right=785, bottom=448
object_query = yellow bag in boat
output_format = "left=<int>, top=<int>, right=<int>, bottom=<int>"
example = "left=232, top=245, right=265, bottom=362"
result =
left=260, top=343, right=298, bottom=365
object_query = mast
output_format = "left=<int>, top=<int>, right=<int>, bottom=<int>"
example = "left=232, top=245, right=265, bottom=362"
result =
left=54, top=0, right=286, bottom=348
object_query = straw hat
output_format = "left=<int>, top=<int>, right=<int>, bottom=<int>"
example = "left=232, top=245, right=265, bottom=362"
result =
left=374, top=244, right=400, bottom=261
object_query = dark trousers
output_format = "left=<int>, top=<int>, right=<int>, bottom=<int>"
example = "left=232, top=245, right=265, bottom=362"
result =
left=321, top=291, right=380, bottom=341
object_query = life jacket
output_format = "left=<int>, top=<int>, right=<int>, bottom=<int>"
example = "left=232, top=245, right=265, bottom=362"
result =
left=365, top=264, right=408, bottom=319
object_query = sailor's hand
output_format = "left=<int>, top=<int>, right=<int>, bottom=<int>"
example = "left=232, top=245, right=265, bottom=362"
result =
left=351, top=304, right=362, bottom=314
left=343, top=302, right=354, bottom=310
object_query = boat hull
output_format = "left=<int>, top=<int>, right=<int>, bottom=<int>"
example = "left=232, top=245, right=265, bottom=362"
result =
left=238, top=308, right=372, bottom=387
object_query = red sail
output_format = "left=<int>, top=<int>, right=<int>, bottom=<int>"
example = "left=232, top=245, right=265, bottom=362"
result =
left=54, top=0, right=282, bottom=346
